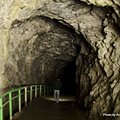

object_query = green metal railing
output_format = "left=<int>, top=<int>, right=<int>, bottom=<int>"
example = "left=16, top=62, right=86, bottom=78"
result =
left=0, top=84, right=52, bottom=120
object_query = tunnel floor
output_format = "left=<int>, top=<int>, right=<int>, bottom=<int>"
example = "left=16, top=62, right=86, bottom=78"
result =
left=12, top=94, right=87, bottom=120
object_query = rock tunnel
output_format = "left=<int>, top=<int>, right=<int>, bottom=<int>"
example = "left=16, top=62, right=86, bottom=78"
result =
left=0, top=0, right=120, bottom=120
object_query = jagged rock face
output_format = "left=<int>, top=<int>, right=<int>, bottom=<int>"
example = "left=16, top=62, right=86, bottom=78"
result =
left=81, top=0, right=120, bottom=28
left=5, top=17, right=78, bottom=87
left=0, top=0, right=120, bottom=120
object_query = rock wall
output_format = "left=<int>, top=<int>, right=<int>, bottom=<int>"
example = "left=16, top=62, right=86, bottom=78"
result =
left=0, top=0, right=120, bottom=120
left=4, top=16, right=78, bottom=89
left=76, top=1, right=120, bottom=120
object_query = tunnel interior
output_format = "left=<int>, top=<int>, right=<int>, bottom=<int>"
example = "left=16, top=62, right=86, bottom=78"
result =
left=5, top=16, right=85, bottom=91
left=4, top=13, right=98, bottom=119
left=1, top=0, right=120, bottom=120
left=0, top=0, right=120, bottom=120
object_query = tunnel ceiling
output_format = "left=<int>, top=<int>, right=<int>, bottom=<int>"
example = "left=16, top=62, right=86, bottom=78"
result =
left=6, top=16, right=79, bottom=85
left=1, top=0, right=120, bottom=120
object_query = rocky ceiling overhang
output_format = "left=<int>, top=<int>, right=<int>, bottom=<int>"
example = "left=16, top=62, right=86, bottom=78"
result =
left=0, top=0, right=120, bottom=84
left=5, top=16, right=80, bottom=86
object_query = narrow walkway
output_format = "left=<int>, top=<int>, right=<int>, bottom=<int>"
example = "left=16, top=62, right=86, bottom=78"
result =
left=12, top=94, right=87, bottom=120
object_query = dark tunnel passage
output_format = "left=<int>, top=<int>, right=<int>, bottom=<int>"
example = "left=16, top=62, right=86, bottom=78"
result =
left=5, top=16, right=83, bottom=91
left=60, top=59, right=77, bottom=95
left=5, top=15, right=95, bottom=107
left=4, top=15, right=98, bottom=120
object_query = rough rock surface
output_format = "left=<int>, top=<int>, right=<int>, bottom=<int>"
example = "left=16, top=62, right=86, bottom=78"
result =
left=0, top=0, right=120, bottom=120
left=5, top=16, right=78, bottom=87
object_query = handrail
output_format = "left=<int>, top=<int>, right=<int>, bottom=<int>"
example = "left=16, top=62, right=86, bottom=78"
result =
left=0, top=84, right=53, bottom=120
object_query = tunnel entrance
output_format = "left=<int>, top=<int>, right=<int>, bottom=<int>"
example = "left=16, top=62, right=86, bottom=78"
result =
left=6, top=15, right=93, bottom=106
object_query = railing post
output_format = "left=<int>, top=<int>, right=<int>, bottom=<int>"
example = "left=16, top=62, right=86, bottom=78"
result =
left=25, top=87, right=27, bottom=106
left=40, top=85, right=42, bottom=96
left=35, top=86, right=37, bottom=98
left=9, top=92, right=12, bottom=120
left=0, top=98, right=3, bottom=120
left=30, top=86, right=32, bottom=101
left=18, top=89, right=21, bottom=112
left=44, top=85, right=46, bottom=95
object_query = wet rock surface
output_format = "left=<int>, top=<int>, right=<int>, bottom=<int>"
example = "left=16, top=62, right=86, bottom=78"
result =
left=0, top=0, right=120, bottom=120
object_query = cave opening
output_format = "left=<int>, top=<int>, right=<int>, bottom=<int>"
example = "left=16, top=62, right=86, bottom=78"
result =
left=6, top=15, right=91, bottom=102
